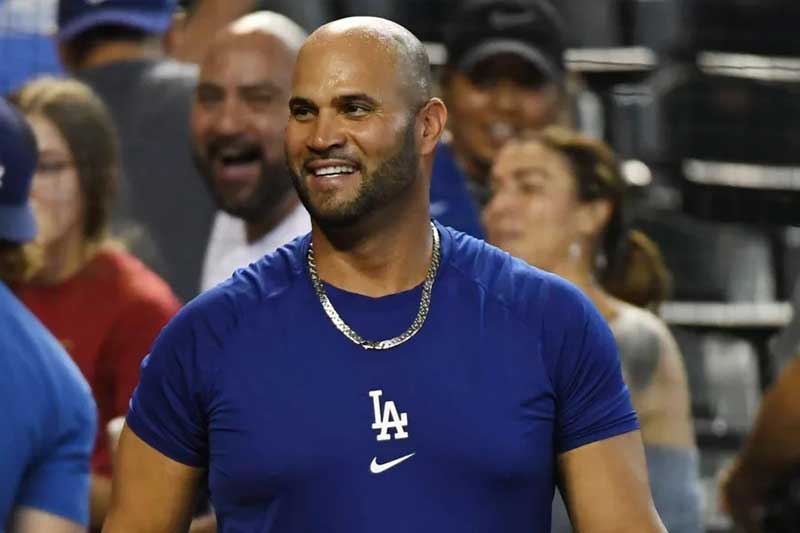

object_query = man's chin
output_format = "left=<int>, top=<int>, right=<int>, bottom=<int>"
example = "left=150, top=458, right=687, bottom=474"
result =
left=218, top=201, right=263, bottom=222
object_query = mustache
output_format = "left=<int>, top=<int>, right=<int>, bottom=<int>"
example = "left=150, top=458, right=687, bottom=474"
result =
left=206, top=135, right=262, bottom=159
left=302, top=149, right=361, bottom=170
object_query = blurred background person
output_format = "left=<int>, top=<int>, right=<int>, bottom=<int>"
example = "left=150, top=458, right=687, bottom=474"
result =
left=431, top=0, right=570, bottom=238
left=0, top=96, right=96, bottom=533
left=168, top=0, right=328, bottom=64
left=192, top=11, right=309, bottom=291
left=56, top=0, right=214, bottom=301
left=10, top=77, right=181, bottom=530
left=483, top=127, right=701, bottom=533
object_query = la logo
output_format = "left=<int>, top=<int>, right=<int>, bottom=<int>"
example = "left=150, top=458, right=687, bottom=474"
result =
left=369, top=390, right=409, bottom=441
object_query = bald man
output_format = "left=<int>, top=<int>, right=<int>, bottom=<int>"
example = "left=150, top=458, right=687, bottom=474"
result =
left=103, top=18, right=665, bottom=533
left=191, top=11, right=310, bottom=291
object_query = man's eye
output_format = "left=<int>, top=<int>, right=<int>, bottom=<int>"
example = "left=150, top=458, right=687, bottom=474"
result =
left=248, top=93, right=273, bottom=105
left=291, top=107, right=313, bottom=120
left=519, top=181, right=543, bottom=194
left=196, top=89, right=221, bottom=105
left=344, top=104, right=369, bottom=117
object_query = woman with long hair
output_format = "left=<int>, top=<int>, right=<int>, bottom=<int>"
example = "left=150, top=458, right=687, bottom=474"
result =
left=10, top=77, right=181, bottom=529
left=484, top=126, right=701, bottom=533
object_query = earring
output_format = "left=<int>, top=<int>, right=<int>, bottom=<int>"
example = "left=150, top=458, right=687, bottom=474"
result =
left=568, top=242, right=582, bottom=261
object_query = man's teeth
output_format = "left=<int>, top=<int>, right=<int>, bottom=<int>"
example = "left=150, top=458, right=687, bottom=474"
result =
left=490, top=123, right=515, bottom=139
left=314, top=165, right=355, bottom=176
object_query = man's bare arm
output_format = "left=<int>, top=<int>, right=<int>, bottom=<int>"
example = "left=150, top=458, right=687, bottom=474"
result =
left=102, top=425, right=205, bottom=533
left=558, top=431, right=666, bottom=532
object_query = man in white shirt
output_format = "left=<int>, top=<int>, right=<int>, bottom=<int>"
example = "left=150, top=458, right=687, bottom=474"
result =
left=191, top=11, right=310, bottom=291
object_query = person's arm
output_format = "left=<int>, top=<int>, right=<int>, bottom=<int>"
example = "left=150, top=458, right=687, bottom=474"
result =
left=7, top=508, right=85, bottom=533
left=722, top=355, right=800, bottom=532
left=558, top=431, right=665, bottom=532
left=102, top=425, right=205, bottom=533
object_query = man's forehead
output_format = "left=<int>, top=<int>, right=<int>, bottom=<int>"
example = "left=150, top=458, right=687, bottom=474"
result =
left=292, top=43, right=399, bottom=99
left=206, top=32, right=292, bottom=68
left=202, top=36, right=292, bottom=82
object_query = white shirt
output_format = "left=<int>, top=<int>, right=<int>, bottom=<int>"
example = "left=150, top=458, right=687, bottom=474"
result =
left=200, top=202, right=310, bottom=291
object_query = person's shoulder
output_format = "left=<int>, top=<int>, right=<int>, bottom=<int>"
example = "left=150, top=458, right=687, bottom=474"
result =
left=612, top=300, right=673, bottom=343
left=143, top=58, right=198, bottom=87
left=92, top=248, right=181, bottom=310
left=443, top=225, right=584, bottom=313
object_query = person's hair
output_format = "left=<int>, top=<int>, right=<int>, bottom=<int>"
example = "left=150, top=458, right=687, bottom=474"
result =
left=0, top=240, right=42, bottom=283
left=12, top=77, right=119, bottom=244
left=62, top=25, right=153, bottom=69
left=518, top=126, right=672, bottom=307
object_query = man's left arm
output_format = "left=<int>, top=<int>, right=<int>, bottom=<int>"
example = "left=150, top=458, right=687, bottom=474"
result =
left=558, top=431, right=666, bottom=532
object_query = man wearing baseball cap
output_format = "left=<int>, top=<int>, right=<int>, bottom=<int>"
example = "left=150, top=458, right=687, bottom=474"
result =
left=0, top=96, right=96, bottom=533
left=430, top=0, right=569, bottom=238
left=56, top=0, right=215, bottom=303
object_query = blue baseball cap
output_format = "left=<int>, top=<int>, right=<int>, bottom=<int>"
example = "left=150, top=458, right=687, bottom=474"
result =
left=0, top=98, right=38, bottom=243
left=57, top=0, right=177, bottom=42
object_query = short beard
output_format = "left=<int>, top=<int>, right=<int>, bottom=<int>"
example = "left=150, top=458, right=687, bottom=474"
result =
left=193, top=148, right=294, bottom=224
left=289, top=119, right=418, bottom=229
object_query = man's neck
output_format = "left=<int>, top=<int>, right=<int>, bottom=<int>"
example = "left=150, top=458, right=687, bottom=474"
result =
left=244, top=193, right=300, bottom=244
left=78, top=40, right=164, bottom=70
left=310, top=189, right=434, bottom=298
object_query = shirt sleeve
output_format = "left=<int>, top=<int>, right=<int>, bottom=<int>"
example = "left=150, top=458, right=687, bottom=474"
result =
left=125, top=309, right=210, bottom=468
left=15, top=385, right=96, bottom=526
left=543, top=278, right=640, bottom=453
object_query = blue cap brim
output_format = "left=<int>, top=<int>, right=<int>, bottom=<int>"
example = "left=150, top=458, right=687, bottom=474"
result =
left=57, top=9, right=173, bottom=42
left=0, top=203, right=37, bottom=243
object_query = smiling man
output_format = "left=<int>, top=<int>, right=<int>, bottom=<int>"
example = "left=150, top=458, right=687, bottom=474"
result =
left=192, top=11, right=310, bottom=291
left=104, top=16, right=665, bottom=533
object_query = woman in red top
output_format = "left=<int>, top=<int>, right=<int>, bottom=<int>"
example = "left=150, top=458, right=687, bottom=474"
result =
left=11, top=77, right=181, bottom=529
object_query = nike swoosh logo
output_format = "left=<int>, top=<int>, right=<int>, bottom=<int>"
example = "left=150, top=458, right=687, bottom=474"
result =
left=370, top=452, right=416, bottom=474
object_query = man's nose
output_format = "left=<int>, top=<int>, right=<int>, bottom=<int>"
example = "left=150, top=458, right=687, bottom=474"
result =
left=307, top=111, right=346, bottom=153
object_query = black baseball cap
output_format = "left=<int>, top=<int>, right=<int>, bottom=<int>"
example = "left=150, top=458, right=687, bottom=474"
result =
left=444, top=0, right=566, bottom=84
left=0, top=97, right=38, bottom=244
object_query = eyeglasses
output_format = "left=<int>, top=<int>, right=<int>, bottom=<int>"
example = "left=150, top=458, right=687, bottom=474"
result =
left=35, top=159, right=74, bottom=176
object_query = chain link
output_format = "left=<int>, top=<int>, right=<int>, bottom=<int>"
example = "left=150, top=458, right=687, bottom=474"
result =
left=308, top=222, right=441, bottom=350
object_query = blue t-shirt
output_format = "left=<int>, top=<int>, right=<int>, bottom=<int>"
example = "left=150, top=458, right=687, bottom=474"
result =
left=0, top=281, right=96, bottom=527
left=429, top=143, right=486, bottom=239
left=128, top=222, right=638, bottom=533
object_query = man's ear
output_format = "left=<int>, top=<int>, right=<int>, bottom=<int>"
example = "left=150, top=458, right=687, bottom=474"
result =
left=418, top=97, right=448, bottom=156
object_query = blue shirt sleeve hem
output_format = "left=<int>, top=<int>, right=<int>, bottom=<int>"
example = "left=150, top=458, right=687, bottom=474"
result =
left=558, top=415, right=641, bottom=454
left=125, top=411, right=206, bottom=469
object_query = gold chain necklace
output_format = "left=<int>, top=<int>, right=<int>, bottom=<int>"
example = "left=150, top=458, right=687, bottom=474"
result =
left=307, top=222, right=441, bottom=350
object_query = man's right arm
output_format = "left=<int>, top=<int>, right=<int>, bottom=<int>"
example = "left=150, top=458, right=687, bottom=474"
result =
left=102, top=425, right=205, bottom=533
